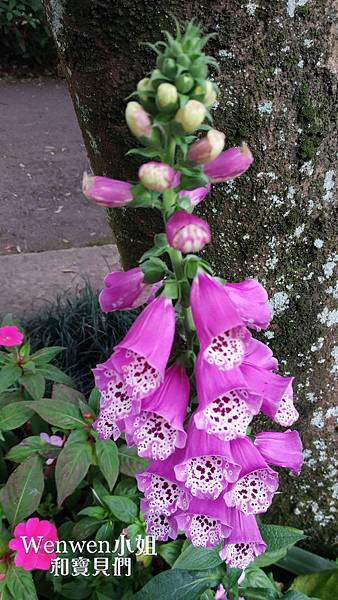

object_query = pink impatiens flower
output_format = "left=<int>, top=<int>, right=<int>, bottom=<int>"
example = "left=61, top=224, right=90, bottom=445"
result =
left=99, top=267, right=161, bottom=312
left=40, top=433, right=63, bottom=465
left=0, top=325, right=23, bottom=347
left=9, top=518, right=58, bottom=571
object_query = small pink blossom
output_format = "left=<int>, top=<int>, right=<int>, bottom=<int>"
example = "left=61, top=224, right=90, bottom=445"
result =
left=0, top=326, right=23, bottom=347
left=40, top=433, right=63, bottom=465
left=166, top=211, right=211, bottom=253
left=9, top=518, right=58, bottom=571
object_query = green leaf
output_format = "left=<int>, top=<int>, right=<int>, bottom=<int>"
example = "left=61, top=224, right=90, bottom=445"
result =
left=127, top=148, right=162, bottom=159
left=103, top=495, right=138, bottom=524
left=0, top=390, right=24, bottom=409
left=284, top=593, right=314, bottom=599
left=238, top=588, right=281, bottom=599
left=95, top=439, right=119, bottom=492
left=0, top=402, right=33, bottom=431
left=72, top=517, right=104, bottom=540
left=52, top=383, right=86, bottom=405
left=173, top=543, right=223, bottom=570
left=1, top=455, right=44, bottom=525
left=31, top=399, right=86, bottom=429
left=30, top=346, right=64, bottom=365
left=19, top=373, right=45, bottom=401
left=0, top=366, right=21, bottom=393
left=58, top=581, right=91, bottom=599
left=35, top=364, right=74, bottom=387
left=88, top=387, right=100, bottom=413
left=5, top=436, right=46, bottom=462
left=5, top=566, right=38, bottom=600
left=78, top=506, right=107, bottom=519
left=291, top=570, right=338, bottom=600
left=118, top=444, right=149, bottom=476
left=241, top=567, right=278, bottom=591
left=55, top=439, right=92, bottom=506
left=276, top=547, right=336, bottom=575
left=253, top=524, right=305, bottom=567
left=135, top=569, right=222, bottom=600
left=158, top=540, right=184, bottom=566
left=140, top=257, right=167, bottom=284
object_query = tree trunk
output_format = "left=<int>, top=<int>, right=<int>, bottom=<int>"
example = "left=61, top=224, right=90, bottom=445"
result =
left=43, top=0, right=337, bottom=556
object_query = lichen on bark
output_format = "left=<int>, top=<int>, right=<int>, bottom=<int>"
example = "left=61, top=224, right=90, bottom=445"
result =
left=43, top=0, right=337, bottom=555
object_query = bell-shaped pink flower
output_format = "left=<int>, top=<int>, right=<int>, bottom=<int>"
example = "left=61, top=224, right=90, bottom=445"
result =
left=92, top=358, right=138, bottom=440
left=139, top=161, right=176, bottom=192
left=124, top=363, right=189, bottom=460
left=174, top=417, right=240, bottom=500
left=0, top=325, right=23, bottom=347
left=204, top=143, right=253, bottom=183
left=194, top=338, right=293, bottom=441
left=142, top=499, right=178, bottom=541
left=219, top=509, right=266, bottom=569
left=178, top=185, right=210, bottom=207
left=190, top=271, right=251, bottom=372
left=137, top=450, right=191, bottom=516
left=9, top=518, right=58, bottom=571
left=82, top=172, right=133, bottom=208
left=187, top=129, right=225, bottom=164
left=224, top=437, right=279, bottom=515
left=166, top=211, right=211, bottom=254
left=174, top=497, right=232, bottom=548
left=224, top=279, right=272, bottom=331
left=111, top=295, right=176, bottom=399
left=99, top=267, right=161, bottom=312
left=254, top=430, right=303, bottom=475
left=261, top=379, right=299, bottom=427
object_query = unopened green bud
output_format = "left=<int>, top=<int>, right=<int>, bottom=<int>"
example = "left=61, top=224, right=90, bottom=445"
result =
left=176, top=54, right=191, bottom=68
left=193, top=80, right=217, bottom=107
left=156, top=83, right=178, bottom=112
left=150, top=69, right=168, bottom=90
left=162, top=57, right=177, bottom=79
left=190, top=59, right=208, bottom=79
left=174, top=100, right=206, bottom=133
left=175, top=73, right=194, bottom=94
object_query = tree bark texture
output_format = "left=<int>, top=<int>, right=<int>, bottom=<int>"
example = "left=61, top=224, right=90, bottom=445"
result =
left=43, top=0, right=337, bottom=556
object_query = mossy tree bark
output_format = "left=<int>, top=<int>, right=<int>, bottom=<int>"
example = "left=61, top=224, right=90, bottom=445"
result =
left=43, top=0, right=337, bottom=555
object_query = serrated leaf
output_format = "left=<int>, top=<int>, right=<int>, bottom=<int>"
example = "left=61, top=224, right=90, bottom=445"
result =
left=31, top=399, right=86, bottom=429
left=5, top=566, right=38, bottom=600
left=173, top=543, right=223, bottom=570
left=103, top=495, right=138, bottom=524
left=0, top=366, right=21, bottom=393
left=118, top=444, right=149, bottom=476
left=52, top=383, right=86, bottom=405
left=259, top=523, right=305, bottom=554
left=30, top=346, right=64, bottom=365
left=158, top=540, right=184, bottom=566
left=78, top=506, right=107, bottom=519
left=19, top=373, right=45, bottom=401
left=55, top=440, right=92, bottom=506
left=135, top=569, right=221, bottom=600
left=1, top=455, right=44, bottom=525
left=95, top=439, right=119, bottom=492
left=35, top=364, right=74, bottom=387
left=0, top=402, right=33, bottom=431
left=5, top=436, right=46, bottom=462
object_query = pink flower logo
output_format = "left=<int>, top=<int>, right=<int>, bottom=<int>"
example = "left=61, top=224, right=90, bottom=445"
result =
left=0, top=326, right=23, bottom=347
left=8, top=518, right=58, bottom=571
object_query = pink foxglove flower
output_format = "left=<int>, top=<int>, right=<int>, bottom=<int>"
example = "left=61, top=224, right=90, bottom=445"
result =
left=142, top=500, right=178, bottom=541
left=82, top=173, right=133, bottom=208
left=99, top=267, right=161, bottom=312
left=204, top=143, right=253, bottom=183
left=174, top=497, right=232, bottom=548
left=111, top=295, right=176, bottom=399
left=40, top=433, right=63, bottom=465
left=92, top=359, right=137, bottom=440
left=8, top=518, right=58, bottom=571
left=0, top=325, right=23, bottom=347
left=224, top=437, right=279, bottom=515
left=261, top=379, right=299, bottom=427
left=166, top=211, right=211, bottom=253
left=125, top=101, right=153, bottom=140
left=219, top=509, right=266, bottom=569
left=137, top=450, right=190, bottom=516
left=190, top=271, right=251, bottom=372
left=139, top=161, right=176, bottom=192
left=254, top=430, right=303, bottom=475
left=223, top=279, right=272, bottom=331
left=194, top=339, right=294, bottom=441
left=187, top=129, right=225, bottom=164
left=124, top=363, right=189, bottom=460
left=178, top=185, right=210, bottom=207
left=174, top=418, right=240, bottom=500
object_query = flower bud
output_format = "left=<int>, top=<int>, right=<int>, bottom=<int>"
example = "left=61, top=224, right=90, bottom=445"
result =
left=187, top=129, right=225, bottom=164
left=204, top=143, right=254, bottom=183
left=189, top=59, right=208, bottom=79
left=174, top=100, right=206, bottom=133
left=139, top=162, right=175, bottom=192
left=178, top=185, right=210, bottom=207
left=166, top=211, right=211, bottom=253
left=82, top=172, right=133, bottom=208
left=162, top=57, right=177, bottom=78
left=125, top=101, right=152, bottom=140
left=193, top=80, right=217, bottom=107
left=175, top=73, right=194, bottom=93
left=156, top=83, right=178, bottom=112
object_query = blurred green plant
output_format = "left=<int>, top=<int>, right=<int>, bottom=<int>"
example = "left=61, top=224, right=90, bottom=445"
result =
left=0, top=0, right=55, bottom=66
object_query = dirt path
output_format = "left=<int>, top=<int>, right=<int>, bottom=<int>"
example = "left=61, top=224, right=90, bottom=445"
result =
left=0, top=77, right=112, bottom=255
